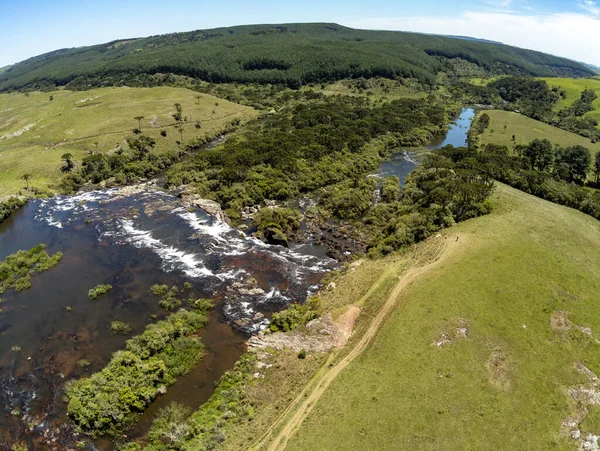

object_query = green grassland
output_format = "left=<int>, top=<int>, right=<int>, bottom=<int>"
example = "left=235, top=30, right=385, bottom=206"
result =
left=540, top=78, right=600, bottom=119
left=476, top=109, right=600, bottom=157
left=0, top=87, right=256, bottom=196
left=286, top=182, right=600, bottom=450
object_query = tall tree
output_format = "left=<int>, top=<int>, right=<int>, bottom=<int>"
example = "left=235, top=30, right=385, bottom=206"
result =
left=594, top=152, right=600, bottom=184
left=554, top=145, right=591, bottom=183
left=134, top=116, right=144, bottom=132
left=61, top=153, right=74, bottom=173
left=524, top=139, right=554, bottom=171
left=21, top=173, right=32, bottom=189
left=172, top=104, right=183, bottom=122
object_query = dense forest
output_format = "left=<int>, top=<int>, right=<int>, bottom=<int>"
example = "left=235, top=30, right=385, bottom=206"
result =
left=0, top=23, right=593, bottom=92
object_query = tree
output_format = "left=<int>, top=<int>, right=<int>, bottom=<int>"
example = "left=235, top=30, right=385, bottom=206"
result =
left=554, top=145, right=591, bottom=183
left=595, top=152, right=600, bottom=184
left=61, top=153, right=74, bottom=172
left=21, top=173, right=32, bottom=189
left=175, top=123, right=183, bottom=142
left=172, top=103, right=183, bottom=122
left=134, top=116, right=144, bottom=132
left=49, top=95, right=53, bottom=101
left=127, top=135, right=156, bottom=158
left=524, top=139, right=554, bottom=171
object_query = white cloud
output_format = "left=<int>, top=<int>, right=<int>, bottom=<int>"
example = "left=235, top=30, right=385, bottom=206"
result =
left=580, top=0, right=600, bottom=16
left=341, top=11, right=600, bottom=66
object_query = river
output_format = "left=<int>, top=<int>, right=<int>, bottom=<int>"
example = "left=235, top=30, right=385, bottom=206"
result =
left=378, top=108, right=475, bottom=184
left=0, top=107, right=474, bottom=449
left=0, top=186, right=335, bottom=449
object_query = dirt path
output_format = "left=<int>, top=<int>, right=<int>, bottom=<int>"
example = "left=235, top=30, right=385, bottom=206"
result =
left=254, top=235, right=460, bottom=451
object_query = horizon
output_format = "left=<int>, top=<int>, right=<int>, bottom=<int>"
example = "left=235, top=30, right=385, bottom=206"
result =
left=0, top=0, right=599, bottom=68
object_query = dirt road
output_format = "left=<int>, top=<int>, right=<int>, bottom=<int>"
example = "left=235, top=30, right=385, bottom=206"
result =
left=253, top=235, right=460, bottom=451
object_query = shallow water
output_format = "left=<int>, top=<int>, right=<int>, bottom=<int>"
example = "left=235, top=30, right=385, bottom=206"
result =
left=0, top=186, right=335, bottom=449
left=378, top=108, right=475, bottom=184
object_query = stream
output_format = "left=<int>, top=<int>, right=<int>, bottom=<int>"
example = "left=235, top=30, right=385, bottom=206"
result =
left=379, top=108, right=475, bottom=184
left=0, top=107, right=474, bottom=450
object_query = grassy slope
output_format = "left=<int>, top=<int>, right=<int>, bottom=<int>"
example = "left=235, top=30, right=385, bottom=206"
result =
left=0, top=87, right=256, bottom=196
left=287, top=183, right=600, bottom=450
left=540, top=77, right=600, bottom=124
left=476, top=110, right=600, bottom=158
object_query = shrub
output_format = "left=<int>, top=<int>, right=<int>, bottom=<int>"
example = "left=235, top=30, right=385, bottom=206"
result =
left=88, top=284, right=112, bottom=300
left=66, top=309, right=208, bottom=435
left=269, top=296, right=321, bottom=332
left=0, top=244, right=62, bottom=294
left=110, top=321, right=132, bottom=335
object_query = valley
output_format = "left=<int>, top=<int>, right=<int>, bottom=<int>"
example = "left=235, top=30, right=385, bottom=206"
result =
left=0, top=17, right=599, bottom=451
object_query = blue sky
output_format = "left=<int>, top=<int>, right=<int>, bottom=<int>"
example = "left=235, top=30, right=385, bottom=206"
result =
left=0, top=0, right=599, bottom=67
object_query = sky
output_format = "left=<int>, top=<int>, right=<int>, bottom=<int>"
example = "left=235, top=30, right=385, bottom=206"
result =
left=0, top=0, right=599, bottom=67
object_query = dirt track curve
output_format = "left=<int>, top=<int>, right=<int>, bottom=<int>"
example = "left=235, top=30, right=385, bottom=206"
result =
left=253, top=235, right=460, bottom=451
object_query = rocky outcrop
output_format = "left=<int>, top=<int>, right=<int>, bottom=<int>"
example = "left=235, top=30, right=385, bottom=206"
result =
left=247, top=307, right=361, bottom=352
left=262, top=227, right=289, bottom=247
left=179, top=193, right=226, bottom=222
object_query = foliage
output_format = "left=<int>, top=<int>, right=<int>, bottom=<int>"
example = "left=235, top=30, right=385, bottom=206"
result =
left=88, top=284, right=112, bottom=300
left=165, top=96, right=448, bottom=219
left=0, top=197, right=27, bottom=224
left=0, top=244, right=62, bottom=295
left=110, top=321, right=132, bottom=335
left=269, top=296, right=322, bottom=332
left=145, top=353, right=257, bottom=450
left=66, top=308, right=211, bottom=436
left=0, top=23, right=591, bottom=93
left=366, top=148, right=495, bottom=256
left=380, top=176, right=401, bottom=203
left=253, top=207, right=301, bottom=234
left=466, top=139, right=600, bottom=221
left=150, top=284, right=212, bottom=312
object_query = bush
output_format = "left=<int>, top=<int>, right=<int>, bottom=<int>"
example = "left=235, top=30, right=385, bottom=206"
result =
left=0, top=197, right=27, bottom=225
left=269, top=296, right=321, bottom=332
left=110, top=321, right=132, bottom=335
left=0, top=244, right=62, bottom=295
left=88, top=284, right=112, bottom=300
left=66, top=309, right=209, bottom=435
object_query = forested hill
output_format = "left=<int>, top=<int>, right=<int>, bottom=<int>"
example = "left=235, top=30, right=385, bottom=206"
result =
left=0, top=23, right=593, bottom=91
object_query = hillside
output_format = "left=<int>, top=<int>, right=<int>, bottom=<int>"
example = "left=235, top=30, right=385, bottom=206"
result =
left=0, top=87, right=256, bottom=195
left=281, top=183, right=600, bottom=450
left=475, top=109, right=600, bottom=157
left=0, top=23, right=593, bottom=92
left=540, top=77, right=600, bottom=126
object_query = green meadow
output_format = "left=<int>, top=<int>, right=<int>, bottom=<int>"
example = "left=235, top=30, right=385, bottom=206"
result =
left=476, top=109, right=600, bottom=158
left=287, top=183, right=600, bottom=450
left=0, top=87, right=256, bottom=196
left=540, top=77, right=600, bottom=124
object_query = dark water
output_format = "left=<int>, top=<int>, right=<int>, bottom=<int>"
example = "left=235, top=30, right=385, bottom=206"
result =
left=378, top=108, right=475, bottom=184
left=0, top=186, right=335, bottom=449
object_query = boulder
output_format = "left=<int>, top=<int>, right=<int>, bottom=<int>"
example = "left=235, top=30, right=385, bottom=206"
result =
left=179, top=194, right=226, bottom=222
left=263, top=226, right=288, bottom=247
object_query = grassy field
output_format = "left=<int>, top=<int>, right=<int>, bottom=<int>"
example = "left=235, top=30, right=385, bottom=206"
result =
left=476, top=109, right=600, bottom=158
left=285, top=183, right=600, bottom=450
left=540, top=78, right=600, bottom=122
left=0, top=87, right=257, bottom=196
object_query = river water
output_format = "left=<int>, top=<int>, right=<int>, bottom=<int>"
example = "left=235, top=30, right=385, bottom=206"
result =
left=0, top=186, right=335, bottom=449
left=379, top=108, right=475, bottom=184
left=0, top=108, right=474, bottom=449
